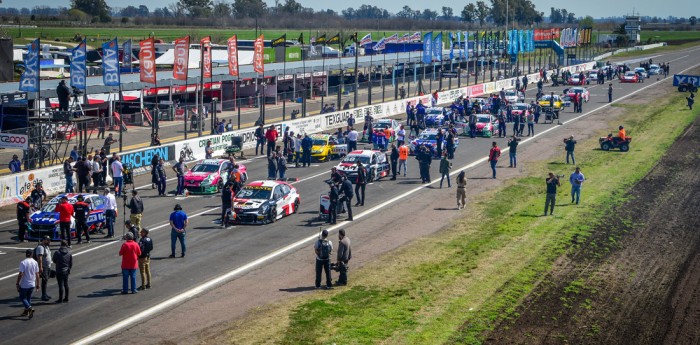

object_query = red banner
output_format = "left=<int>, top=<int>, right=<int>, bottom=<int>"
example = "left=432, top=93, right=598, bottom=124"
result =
left=139, top=37, right=156, bottom=84
left=534, top=29, right=554, bottom=41
left=227, top=35, right=239, bottom=77
left=201, top=36, right=212, bottom=79
left=552, top=28, right=561, bottom=39
left=173, top=36, right=190, bottom=81
left=253, top=35, right=265, bottom=74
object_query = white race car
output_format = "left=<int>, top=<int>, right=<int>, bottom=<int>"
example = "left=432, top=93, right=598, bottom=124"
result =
left=231, top=180, right=300, bottom=224
left=335, top=150, right=390, bottom=183
left=504, top=90, right=524, bottom=104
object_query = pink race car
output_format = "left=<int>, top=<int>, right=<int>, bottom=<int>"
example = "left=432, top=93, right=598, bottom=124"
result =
left=184, top=159, right=248, bottom=194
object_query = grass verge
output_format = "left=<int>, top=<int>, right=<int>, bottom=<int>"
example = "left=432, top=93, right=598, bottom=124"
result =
left=222, top=91, right=699, bottom=345
left=607, top=41, right=700, bottom=59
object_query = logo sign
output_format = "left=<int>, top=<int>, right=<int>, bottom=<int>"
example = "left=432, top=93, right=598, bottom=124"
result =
left=139, top=37, right=157, bottom=84
left=19, top=38, right=40, bottom=92
left=253, top=35, right=265, bottom=74
left=227, top=35, right=239, bottom=77
left=101, top=38, right=121, bottom=87
left=122, top=39, right=132, bottom=66
left=201, top=36, right=212, bottom=78
left=673, top=74, right=700, bottom=87
left=433, top=32, right=442, bottom=61
left=173, top=36, right=190, bottom=81
left=70, top=40, right=87, bottom=90
left=0, top=133, right=29, bottom=150
left=422, top=32, right=433, bottom=64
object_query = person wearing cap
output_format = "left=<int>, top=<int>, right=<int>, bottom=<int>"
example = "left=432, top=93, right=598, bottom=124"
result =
left=124, top=220, right=138, bottom=242
left=119, top=232, right=141, bottom=294
left=33, top=235, right=53, bottom=302
left=169, top=204, right=188, bottom=258
left=335, top=229, right=351, bottom=286
left=55, top=196, right=74, bottom=247
left=314, top=229, right=333, bottom=289
left=17, top=197, right=32, bottom=242
left=128, top=189, right=144, bottom=230
left=221, top=182, right=233, bottom=228
left=52, top=240, right=72, bottom=303
left=73, top=195, right=91, bottom=244
left=103, top=188, right=117, bottom=238
left=569, top=167, right=585, bottom=205
left=17, top=248, right=40, bottom=318
left=9, top=154, right=22, bottom=173
left=564, top=135, right=577, bottom=165
left=137, top=228, right=153, bottom=290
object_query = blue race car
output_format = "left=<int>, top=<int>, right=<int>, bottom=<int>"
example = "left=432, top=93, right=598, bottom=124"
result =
left=424, top=107, right=452, bottom=127
left=27, top=193, right=107, bottom=241
left=409, top=129, right=460, bottom=156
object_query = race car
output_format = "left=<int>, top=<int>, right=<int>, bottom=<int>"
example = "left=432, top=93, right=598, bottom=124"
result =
left=620, top=71, right=639, bottom=83
left=424, top=107, right=451, bottom=127
left=474, top=114, right=497, bottom=137
left=230, top=180, right=300, bottom=224
left=589, top=70, right=599, bottom=81
left=510, top=103, right=531, bottom=118
left=538, top=94, right=564, bottom=115
left=634, top=67, right=648, bottom=79
left=308, top=134, right=347, bottom=162
left=567, top=74, right=587, bottom=85
left=409, top=129, right=461, bottom=155
left=335, top=150, right=390, bottom=182
left=648, top=64, right=661, bottom=75
left=184, top=159, right=248, bottom=194
left=504, top=90, right=524, bottom=104
left=27, top=193, right=107, bottom=241
left=371, top=119, right=401, bottom=141
left=564, top=87, right=590, bottom=104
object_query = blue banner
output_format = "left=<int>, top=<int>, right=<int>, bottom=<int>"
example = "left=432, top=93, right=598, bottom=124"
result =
left=70, top=40, right=87, bottom=90
left=458, top=32, right=463, bottom=59
left=19, top=38, right=40, bottom=92
left=449, top=32, right=454, bottom=60
left=433, top=32, right=442, bottom=62
left=422, top=32, right=433, bottom=64
left=102, top=38, right=121, bottom=87
left=122, top=39, right=132, bottom=66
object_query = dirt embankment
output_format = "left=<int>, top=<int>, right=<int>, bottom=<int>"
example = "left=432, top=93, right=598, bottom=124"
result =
left=486, top=117, right=700, bottom=344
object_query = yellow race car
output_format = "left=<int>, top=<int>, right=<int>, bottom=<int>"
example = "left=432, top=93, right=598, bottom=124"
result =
left=308, top=134, right=348, bottom=162
left=538, top=94, right=564, bottom=116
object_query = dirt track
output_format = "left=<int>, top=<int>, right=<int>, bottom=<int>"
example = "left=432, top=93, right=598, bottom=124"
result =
left=486, top=116, right=700, bottom=344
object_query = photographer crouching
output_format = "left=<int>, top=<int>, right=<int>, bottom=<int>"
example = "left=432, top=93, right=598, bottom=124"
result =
left=127, top=190, right=144, bottom=231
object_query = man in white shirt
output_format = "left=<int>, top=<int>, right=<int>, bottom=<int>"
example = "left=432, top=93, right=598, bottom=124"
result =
left=17, top=249, right=40, bottom=318
left=103, top=187, right=118, bottom=238
left=87, top=154, right=100, bottom=193
left=111, top=154, right=124, bottom=197
left=396, top=125, right=406, bottom=146
left=294, top=134, right=302, bottom=168
left=346, top=128, right=359, bottom=152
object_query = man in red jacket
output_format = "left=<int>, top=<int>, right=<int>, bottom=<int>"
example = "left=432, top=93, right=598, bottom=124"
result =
left=54, top=196, right=74, bottom=246
left=119, top=232, right=141, bottom=294
left=489, top=141, right=501, bottom=179
left=265, top=125, right=278, bottom=158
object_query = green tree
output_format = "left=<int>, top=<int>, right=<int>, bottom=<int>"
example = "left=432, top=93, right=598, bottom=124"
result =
left=421, top=8, right=438, bottom=21
left=280, top=0, right=302, bottom=14
left=177, top=0, right=212, bottom=17
left=475, top=1, right=489, bottom=26
left=441, top=6, right=453, bottom=20
left=461, top=3, right=476, bottom=23
left=579, top=15, right=594, bottom=28
left=71, top=0, right=111, bottom=22
left=233, top=0, right=266, bottom=18
left=396, top=5, right=415, bottom=19
left=212, top=1, right=231, bottom=17
left=690, top=16, right=697, bottom=25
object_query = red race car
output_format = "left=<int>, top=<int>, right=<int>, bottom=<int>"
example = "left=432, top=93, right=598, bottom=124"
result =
left=619, top=71, right=639, bottom=83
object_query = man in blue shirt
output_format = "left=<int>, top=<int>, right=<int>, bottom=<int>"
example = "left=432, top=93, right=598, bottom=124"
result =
left=9, top=155, right=21, bottom=173
left=168, top=204, right=188, bottom=258
left=301, top=134, right=313, bottom=167
left=569, top=167, right=585, bottom=205
left=70, top=146, right=79, bottom=161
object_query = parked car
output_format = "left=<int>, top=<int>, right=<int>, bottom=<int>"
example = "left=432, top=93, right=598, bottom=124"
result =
left=27, top=193, right=107, bottom=241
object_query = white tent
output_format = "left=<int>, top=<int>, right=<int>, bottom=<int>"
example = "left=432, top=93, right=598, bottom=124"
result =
left=143, top=49, right=255, bottom=68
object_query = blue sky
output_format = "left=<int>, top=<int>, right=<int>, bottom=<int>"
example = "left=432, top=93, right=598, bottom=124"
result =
left=1, top=0, right=693, bottom=18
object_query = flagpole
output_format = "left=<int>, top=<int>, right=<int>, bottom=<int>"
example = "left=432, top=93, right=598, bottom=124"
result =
left=353, top=34, right=359, bottom=108
left=321, top=39, right=326, bottom=111
left=337, top=34, right=343, bottom=110
left=283, top=39, right=287, bottom=121
left=405, top=37, right=410, bottom=96
left=302, top=37, right=307, bottom=117
left=199, top=42, right=204, bottom=138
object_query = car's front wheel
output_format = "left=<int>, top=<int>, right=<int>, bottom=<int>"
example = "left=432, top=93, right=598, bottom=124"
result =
left=268, top=207, right=277, bottom=223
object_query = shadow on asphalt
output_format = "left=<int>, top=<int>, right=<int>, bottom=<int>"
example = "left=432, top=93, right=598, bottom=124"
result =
left=279, top=286, right=318, bottom=293
left=78, top=289, right=123, bottom=298
left=433, top=207, right=458, bottom=211
left=81, top=273, right=120, bottom=280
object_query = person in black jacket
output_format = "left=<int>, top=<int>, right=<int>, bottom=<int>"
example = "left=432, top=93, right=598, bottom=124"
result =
left=56, top=80, right=71, bottom=112
left=339, top=176, right=354, bottom=221
left=150, top=153, right=160, bottom=189
left=221, top=182, right=233, bottom=228
left=73, top=195, right=90, bottom=244
left=138, top=228, right=153, bottom=290
left=390, top=144, right=399, bottom=180
left=327, top=182, right=339, bottom=224
left=254, top=124, right=265, bottom=155
left=354, top=161, right=366, bottom=206
left=52, top=240, right=72, bottom=303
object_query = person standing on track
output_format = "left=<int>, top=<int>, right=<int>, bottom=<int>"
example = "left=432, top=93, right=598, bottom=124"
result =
left=456, top=171, right=467, bottom=209
left=544, top=172, right=561, bottom=216
left=16, top=197, right=32, bottom=242
left=301, top=134, right=313, bottom=167
left=128, top=189, right=144, bottom=231
left=104, top=188, right=117, bottom=238
left=155, top=158, right=167, bottom=196
left=16, top=249, right=40, bottom=319
left=608, top=84, right=613, bottom=103
left=398, top=143, right=409, bottom=177
left=73, top=195, right=90, bottom=244
left=265, top=125, right=278, bottom=157
left=173, top=157, right=186, bottom=196
left=327, top=181, right=339, bottom=225
left=52, top=240, right=72, bottom=303
left=569, top=167, right=585, bottom=205
left=119, top=232, right=141, bottom=294
left=340, top=176, right=354, bottom=221
left=267, top=151, right=278, bottom=179
left=137, top=228, right=153, bottom=290
left=255, top=124, right=265, bottom=156
left=314, top=229, right=333, bottom=289
left=335, top=229, right=351, bottom=286
left=347, top=127, right=358, bottom=152
left=55, top=196, right=74, bottom=246
left=488, top=142, right=501, bottom=179
left=111, top=154, right=124, bottom=197
left=508, top=136, right=519, bottom=168
left=390, top=143, right=399, bottom=180
left=439, top=153, right=452, bottom=188
left=34, top=236, right=52, bottom=301
left=221, top=182, right=233, bottom=228
left=354, top=161, right=367, bottom=206
left=169, top=204, right=188, bottom=258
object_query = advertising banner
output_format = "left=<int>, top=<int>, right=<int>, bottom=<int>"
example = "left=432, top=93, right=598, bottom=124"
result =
left=139, top=37, right=157, bottom=84
left=253, top=35, right=265, bottom=74
left=70, top=40, right=87, bottom=90
left=201, top=36, right=212, bottom=78
left=0, top=133, right=29, bottom=150
left=19, top=39, right=40, bottom=92
left=173, top=36, right=190, bottom=80
left=422, top=32, right=433, bottom=64
left=102, top=38, right=120, bottom=87
left=227, top=35, right=239, bottom=77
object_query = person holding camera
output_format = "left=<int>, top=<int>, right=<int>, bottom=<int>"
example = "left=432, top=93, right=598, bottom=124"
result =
left=314, top=229, right=333, bottom=289
left=128, top=190, right=144, bottom=231
left=56, top=80, right=71, bottom=112
left=544, top=172, right=561, bottom=216
left=335, top=229, right=351, bottom=286
left=564, top=136, right=577, bottom=165
left=137, top=228, right=153, bottom=290
left=124, top=220, right=139, bottom=242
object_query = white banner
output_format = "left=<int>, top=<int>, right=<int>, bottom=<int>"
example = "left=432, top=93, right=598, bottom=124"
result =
left=0, top=133, right=29, bottom=150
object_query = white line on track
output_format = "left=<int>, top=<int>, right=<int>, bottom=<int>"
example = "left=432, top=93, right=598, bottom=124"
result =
left=72, top=59, right=700, bottom=345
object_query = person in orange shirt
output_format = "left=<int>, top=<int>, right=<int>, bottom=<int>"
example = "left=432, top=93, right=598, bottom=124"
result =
left=398, top=144, right=409, bottom=176
left=617, top=125, right=626, bottom=142
left=384, top=128, right=392, bottom=143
